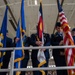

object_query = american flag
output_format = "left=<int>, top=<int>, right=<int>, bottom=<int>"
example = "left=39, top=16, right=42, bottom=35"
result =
left=57, top=0, right=75, bottom=75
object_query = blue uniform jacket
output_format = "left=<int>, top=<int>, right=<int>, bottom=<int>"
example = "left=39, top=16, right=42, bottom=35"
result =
left=51, top=32, right=64, bottom=56
left=23, top=36, right=31, bottom=59
left=30, top=33, right=51, bottom=59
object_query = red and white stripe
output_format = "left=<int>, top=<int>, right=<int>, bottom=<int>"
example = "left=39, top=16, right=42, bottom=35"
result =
left=59, top=10, right=75, bottom=75
left=59, top=11, right=68, bottom=25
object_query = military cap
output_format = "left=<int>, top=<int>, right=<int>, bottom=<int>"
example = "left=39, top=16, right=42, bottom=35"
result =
left=55, top=22, right=61, bottom=27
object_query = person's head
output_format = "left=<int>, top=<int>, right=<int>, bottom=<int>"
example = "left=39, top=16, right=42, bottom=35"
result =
left=71, top=28, right=75, bottom=36
left=55, top=22, right=62, bottom=33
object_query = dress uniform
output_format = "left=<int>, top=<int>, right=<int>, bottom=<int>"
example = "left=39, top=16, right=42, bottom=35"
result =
left=30, top=33, right=50, bottom=75
left=71, top=28, right=75, bottom=44
left=20, top=36, right=31, bottom=75
left=51, top=22, right=68, bottom=75
left=0, top=36, right=12, bottom=75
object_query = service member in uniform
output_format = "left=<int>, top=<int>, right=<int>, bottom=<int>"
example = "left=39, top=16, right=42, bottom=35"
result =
left=51, top=22, right=68, bottom=75
left=30, top=26, right=51, bottom=75
left=71, top=28, right=75, bottom=44
left=20, top=36, right=31, bottom=75
left=0, top=30, right=13, bottom=75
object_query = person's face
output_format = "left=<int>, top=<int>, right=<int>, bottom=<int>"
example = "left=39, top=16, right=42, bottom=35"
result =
left=15, top=38, right=19, bottom=43
left=56, top=26, right=62, bottom=33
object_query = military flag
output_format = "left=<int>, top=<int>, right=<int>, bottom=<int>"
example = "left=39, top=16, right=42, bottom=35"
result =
left=57, top=0, right=75, bottom=75
left=21, top=0, right=26, bottom=37
left=0, top=6, right=8, bottom=68
left=14, top=20, right=24, bottom=75
left=14, top=0, right=26, bottom=75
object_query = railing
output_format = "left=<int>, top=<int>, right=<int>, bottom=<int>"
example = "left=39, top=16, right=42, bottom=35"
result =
left=0, top=45, right=75, bottom=75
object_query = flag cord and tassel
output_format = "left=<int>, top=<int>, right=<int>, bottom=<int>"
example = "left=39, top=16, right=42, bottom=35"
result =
left=36, top=36, right=46, bottom=75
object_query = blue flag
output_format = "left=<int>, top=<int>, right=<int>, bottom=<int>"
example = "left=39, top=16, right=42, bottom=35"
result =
left=14, top=20, right=24, bottom=75
left=14, top=0, right=26, bottom=74
left=0, top=6, right=8, bottom=68
left=14, top=20, right=24, bottom=63
left=21, top=0, right=26, bottom=37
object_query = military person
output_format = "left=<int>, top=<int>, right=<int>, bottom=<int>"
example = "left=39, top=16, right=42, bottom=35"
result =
left=51, top=22, right=68, bottom=75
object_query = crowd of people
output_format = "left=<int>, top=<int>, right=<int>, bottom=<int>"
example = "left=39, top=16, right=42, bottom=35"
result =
left=0, top=22, right=75, bottom=75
